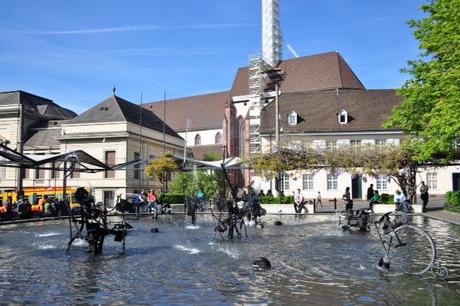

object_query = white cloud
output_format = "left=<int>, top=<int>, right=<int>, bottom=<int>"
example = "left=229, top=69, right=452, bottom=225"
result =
left=0, top=23, right=256, bottom=35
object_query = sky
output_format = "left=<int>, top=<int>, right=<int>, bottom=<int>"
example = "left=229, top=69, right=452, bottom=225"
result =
left=0, top=0, right=426, bottom=114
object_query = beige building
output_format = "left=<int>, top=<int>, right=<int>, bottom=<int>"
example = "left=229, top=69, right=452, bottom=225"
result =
left=0, top=91, right=184, bottom=206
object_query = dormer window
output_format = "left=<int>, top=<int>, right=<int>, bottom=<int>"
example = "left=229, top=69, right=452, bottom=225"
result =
left=338, top=109, right=348, bottom=124
left=288, top=111, right=298, bottom=125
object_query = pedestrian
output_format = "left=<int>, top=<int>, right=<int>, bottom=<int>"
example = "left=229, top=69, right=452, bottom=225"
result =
left=145, top=190, right=157, bottom=213
left=367, top=184, right=374, bottom=202
left=395, top=190, right=410, bottom=223
left=294, top=189, right=304, bottom=213
left=420, top=181, right=429, bottom=213
left=369, top=190, right=381, bottom=212
left=343, top=187, right=353, bottom=211
left=316, top=191, right=323, bottom=207
left=196, top=189, right=206, bottom=211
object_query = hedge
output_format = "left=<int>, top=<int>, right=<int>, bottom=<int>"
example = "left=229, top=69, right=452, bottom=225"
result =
left=260, top=196, right=294, bottom=204
left=159, top=193, right=186, bottom=204
left=445, top=191, right=460, bottom=213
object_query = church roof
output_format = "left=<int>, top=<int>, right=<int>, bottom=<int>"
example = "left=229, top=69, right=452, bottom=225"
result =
left=68, top=95, right=181, bottom=138
left=230, top=51, right=365, bottom=97
left=145, top=91, right=229, bottom=132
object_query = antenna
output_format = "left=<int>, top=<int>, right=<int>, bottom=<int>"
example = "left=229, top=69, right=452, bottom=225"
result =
left=287, top=43, right=299, bottom=58
left=138, top=91, right=143, bottom=191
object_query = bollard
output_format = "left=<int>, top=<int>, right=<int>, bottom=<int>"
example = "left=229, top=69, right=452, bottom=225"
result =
left=313, top=199, right=316, bottom=213
left=334, top=198, right=337, bottom=210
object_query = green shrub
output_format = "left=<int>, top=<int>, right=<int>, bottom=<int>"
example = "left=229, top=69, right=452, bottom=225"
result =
left=160, top=193, right=186, bottom=204
left=445, top=191, right=460, bottom=213
left=381, top=194, right=394, bottom=204
left=260, top=196, right=294, bottom=204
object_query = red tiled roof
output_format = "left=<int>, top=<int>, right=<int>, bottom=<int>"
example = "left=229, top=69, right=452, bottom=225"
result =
left=145, top=91, right=229, bottom=132
left=230, top=52, right=365, bottom=97
left=260, top=89, right=403, bottom=134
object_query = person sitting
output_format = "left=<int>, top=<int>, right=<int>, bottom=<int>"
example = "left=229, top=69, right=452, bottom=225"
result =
left=266, top=190, right=274, bottom=198
left=294, top=189, right=305, bottom=213
left=258, top=190, right=265, bottom=199
left=369, top=190, right=381, bottom=212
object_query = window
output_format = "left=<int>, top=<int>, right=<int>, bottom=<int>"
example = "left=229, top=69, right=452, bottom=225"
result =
left=51, top=162, right=59, bottom=179
left=105, top=151, right=116, bottom=178
left=238, top=118, right=245, bottom=156
left=375, top=139, right=386, bottom=149
left=250, top=124, right=261, bottom=154
left=327, top=174, right=338, bottom=190
left=0, top=156, right=5, bottom=179
left=215, top=132, right=222, bottom=145
left=338, top=109, right=348, bottom=124
left=376, top=176, right=388, bottom=191
left=302, top=173, right=314, bottom=190
left=290, top=140, right=302, bottom=151
left=35, top=167, right=45, bottom=179
left=71, top=164, right=80, bottom=179
left=134, top=152, right=140, bottom=179
left=288, top=111, right=298, bottom=125
left=350, top=140, right=362, bottom=152
left=194, top=134, right=201, bottom=146
left=427, top=173, right=437, bottom=190
left=283, top=173, right=290, bottom=190
left=326, top=140, right=337, bottom=152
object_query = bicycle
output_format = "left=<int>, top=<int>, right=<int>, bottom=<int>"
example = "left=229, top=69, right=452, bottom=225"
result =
left=374, top=212, right=448, bottom=277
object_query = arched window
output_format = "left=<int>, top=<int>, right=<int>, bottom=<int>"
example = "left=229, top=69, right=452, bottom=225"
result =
left=238, top=117, right=245, bottom=156
left=215, top=132, right=222, bottom=144
left=194, top=134, right=201, bottom=146
left=338, top=109, right=348, bottom=124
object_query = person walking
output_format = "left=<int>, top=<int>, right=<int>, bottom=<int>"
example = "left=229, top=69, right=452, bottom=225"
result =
left=369, top=190, right=381, bottom=212
left=420, top=181, right=429, bottom=213
left=316, top=191, right=323, bottom=207
left=145, top=190, right=158, bottom=214
left=294, top=189, right=304, bottom=213
left=367, top=184, right=374, bottom=202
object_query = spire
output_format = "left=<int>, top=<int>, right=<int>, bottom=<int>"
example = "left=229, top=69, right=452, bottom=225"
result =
left=112, top=85, right=116, bottom=96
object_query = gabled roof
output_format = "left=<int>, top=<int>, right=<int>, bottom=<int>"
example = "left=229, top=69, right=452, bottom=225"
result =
left=145, top=91, right=229, bottom=132
left=260, top=89, right=403, bottom=134
left=230, top=51, right=365, bottom=97
left=0, top=90, right=76, bottom=120
left=68, top=95, right=181, bottom=139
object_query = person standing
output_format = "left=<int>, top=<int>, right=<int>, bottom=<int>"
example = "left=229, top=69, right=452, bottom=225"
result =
left=343, top=187, right=353, bottom=211
left=316, top=191, right=323, bottom=207
left=145, top=190, right=157, bottom=213
left=367, top=184, right=374, bottom=202
left=294, top=189, right=304, bottom=213
left=420, top=181, right=429, bottom=213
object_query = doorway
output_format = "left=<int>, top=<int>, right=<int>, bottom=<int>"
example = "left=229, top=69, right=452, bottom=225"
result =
left=453, top=173, right=460, bottom=191
left=103, top=190, right=115, bottom=208
left=351, top=175, right=362, bottom=199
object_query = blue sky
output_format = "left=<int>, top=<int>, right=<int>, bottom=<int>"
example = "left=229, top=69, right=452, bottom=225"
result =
left=0, top=0, right=425, bottom=113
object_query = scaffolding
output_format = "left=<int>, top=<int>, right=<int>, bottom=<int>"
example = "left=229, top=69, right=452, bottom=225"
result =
left=248, top=54, right=264, bottom=96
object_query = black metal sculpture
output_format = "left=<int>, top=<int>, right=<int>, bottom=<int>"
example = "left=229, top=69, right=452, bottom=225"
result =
left=66, top=188, right=132, bottom=255
left=211, top=165, right=266, bottom=240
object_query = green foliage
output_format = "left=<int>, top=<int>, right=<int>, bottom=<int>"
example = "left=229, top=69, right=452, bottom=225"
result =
left=144, top=154, right=181, bottom=184
left=445, top=191, right=460, bottom=212
left=260, top=196, right=294, bottom=204
left=385, top=0, right=460, bottom=162
left=381, top=194, right=395, bottom=204
left=203, top=152, right=221, bottom=161
left=159, top=193, right=186, bottom=204
left=169, top=171, right=221, bottom=199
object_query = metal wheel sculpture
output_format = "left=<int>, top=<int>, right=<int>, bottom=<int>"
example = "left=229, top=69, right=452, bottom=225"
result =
left=66, top=189, right=132, bottom=255
left=374, top=212, right=448, bottom=277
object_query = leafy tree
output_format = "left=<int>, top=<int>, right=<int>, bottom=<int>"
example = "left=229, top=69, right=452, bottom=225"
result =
left=203, top=151, right=221, bottom=161
left=144, top=154, right=181, bottom=189
left=385, top=0, right=460, bottom=162
left=169, top=171, right=222, bottom=199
